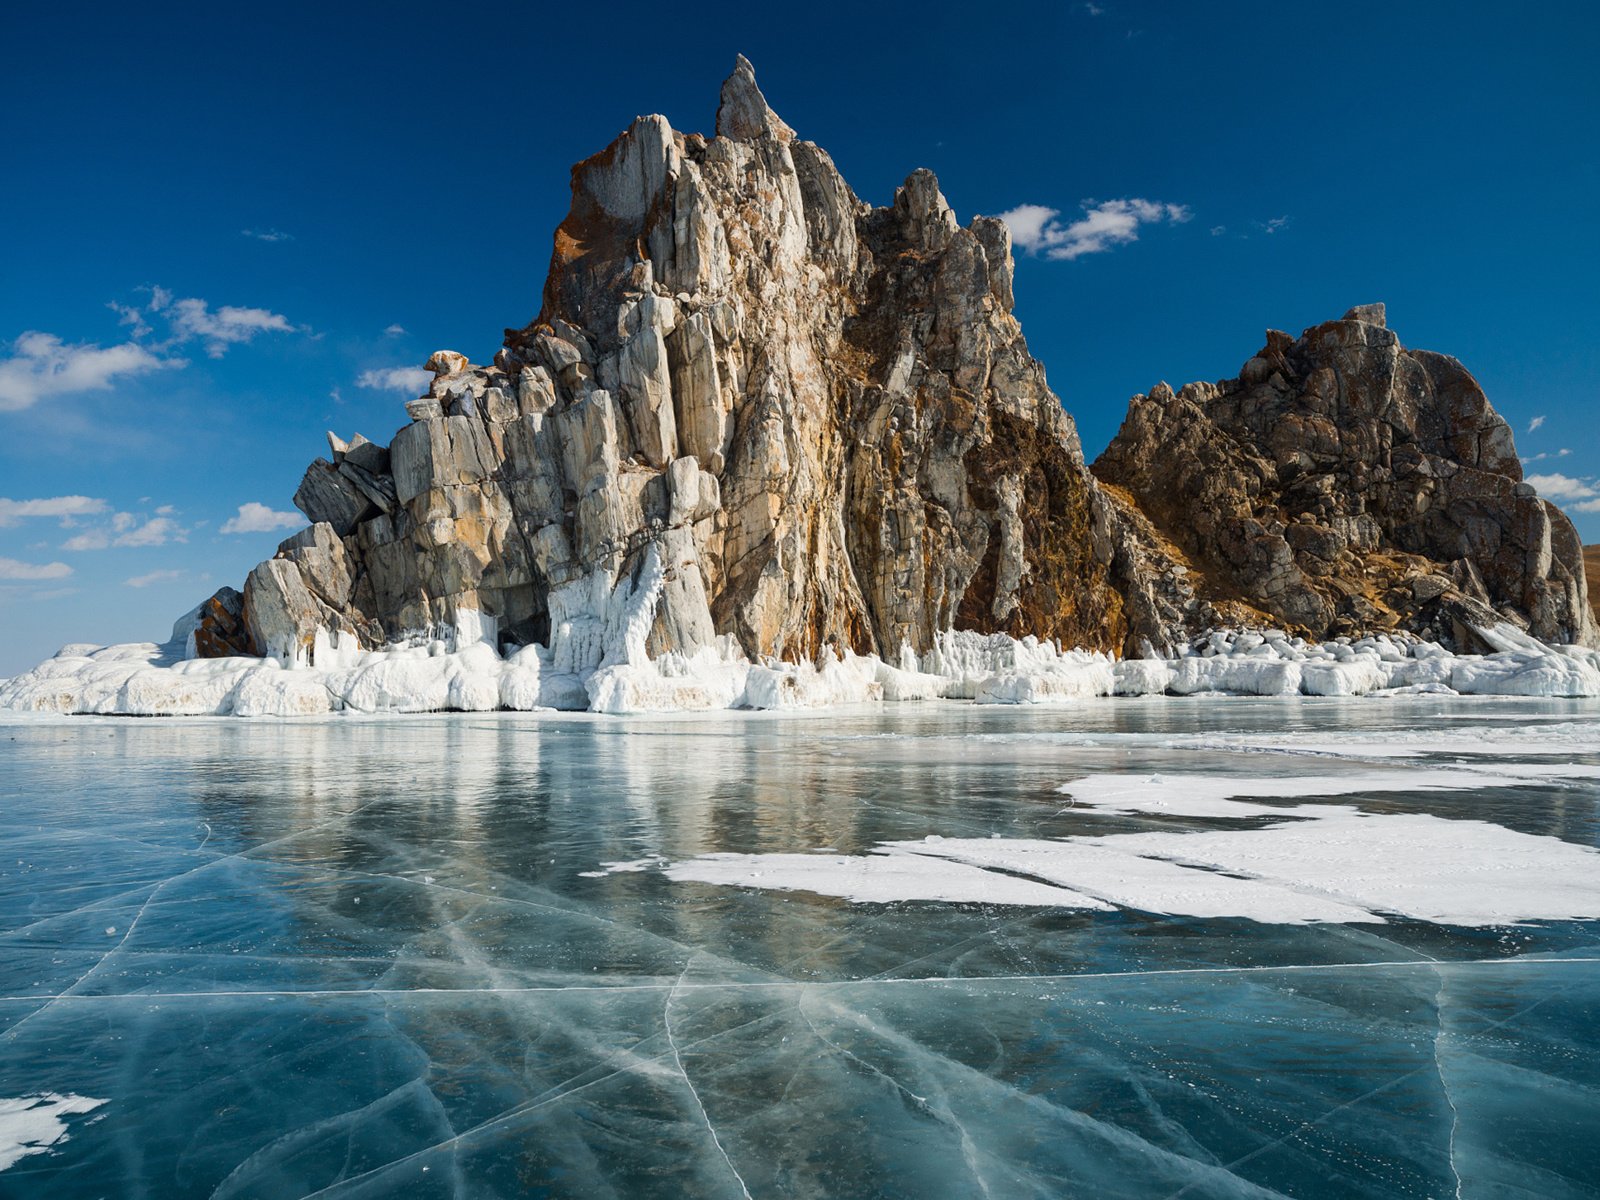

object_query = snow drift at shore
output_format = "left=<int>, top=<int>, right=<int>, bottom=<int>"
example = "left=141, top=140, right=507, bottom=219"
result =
left=2, top=616, right=1599, bottom=718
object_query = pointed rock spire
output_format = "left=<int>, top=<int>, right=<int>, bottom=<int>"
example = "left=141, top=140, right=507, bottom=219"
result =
left=716, top=54, right=794, bottom=143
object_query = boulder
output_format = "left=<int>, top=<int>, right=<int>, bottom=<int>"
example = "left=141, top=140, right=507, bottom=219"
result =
left=292, top=459, right=372, bottom=535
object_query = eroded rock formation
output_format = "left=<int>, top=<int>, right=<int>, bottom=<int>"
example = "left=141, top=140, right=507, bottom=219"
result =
left=1094, top=304, right=1598, bottom=650
left=223, top=60, right=1593, bottom=674
left=237, top=56, right=1185, bottom=669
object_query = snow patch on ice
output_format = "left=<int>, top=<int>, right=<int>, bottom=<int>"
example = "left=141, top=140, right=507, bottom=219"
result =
left=624, top=811, right=1600, bottom=927
left=1054, top=765, right=1600, bottom=818
left=0, top=1094, right=106, bottom=1172
left=663, top=850, right=1108, bottom=908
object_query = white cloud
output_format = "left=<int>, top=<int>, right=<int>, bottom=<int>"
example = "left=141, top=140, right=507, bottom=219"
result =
left=124, top=569, right=185, bottom=589
left=1525, top=473, right=1597, bottom=502
left=166, top=297, right=295, bottom=359
left=242, top=228, right=293, bottom=242
left=1261, top=216, right=1290, bottom=234
left=0, top=332, right=182, bottom=413
left=1528, top=415, right=1547, bottom=433
left=383, top=324, right=406, bottom=337
left=1522, top=448, right=1574, bottom=465
left=61, top=512, right=187, bottom=551
left=61, top=530, right=110, bottom=551
left=997, top=198, right=1192, bottom=261
left=220, top=502, right=303, bottom=534
left=0, top=495, right=108, bottom=527
left=1572, top=498, right=1600, bottom=513
left=1209, top=225, right=1226, bottom=237
left=114, top=516, right=184, bottom=547
left=0, top=556, right=72, bottom=581
left=357, top=366, right=432, bottom=393
left=112, top=286, right=301, bottom=359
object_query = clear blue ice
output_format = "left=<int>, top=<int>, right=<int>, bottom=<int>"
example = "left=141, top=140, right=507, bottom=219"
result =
left=1, top=697, right=1597, bottom=1198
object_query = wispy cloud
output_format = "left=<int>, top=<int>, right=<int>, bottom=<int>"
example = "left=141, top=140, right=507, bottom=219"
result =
left=0, top=556, right=72, bottom=581
left=1522, top=449, right=1573, bottom=464
left=242, top=228, right=293, bottom=242
left=1528, top=415, right=1547, bottom=433
left=166, top=298, right=296, bottom=359
left=997, top=198, right=1191, bottom=261
left=358, top=366, right=432, bottom=393
left=61, top=511, right=187, bottom=551
left=2, top=284, right=307, bottom=415
left=113, top=516, right=184, bottom=547
left=220, top=502, right=302, bottom=534
left=124, top=568, right=185, bottom=589
left=0, top=495, right=108, bottom=527
left=383, top=324, right=406, bottom=337
left=1260, top=216, right=1290, bottom=234
left=114, top=286, right=302, bottom=359
left=1525, top=473, right=1596, bottom=502
left=0, top=332, right=182, bottom=413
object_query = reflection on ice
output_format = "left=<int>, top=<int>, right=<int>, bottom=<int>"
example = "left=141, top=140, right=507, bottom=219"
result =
left=0, top=698, right=1597, bottom=1197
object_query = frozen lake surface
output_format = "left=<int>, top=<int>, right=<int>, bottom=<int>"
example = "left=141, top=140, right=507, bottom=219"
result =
left=1, top=698, right=1598, bottom=1198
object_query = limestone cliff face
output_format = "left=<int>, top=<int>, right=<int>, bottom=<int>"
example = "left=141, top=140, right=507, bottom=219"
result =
left=235, top=57, right=1166, bottom=668
left=1094, top=305, right=1598, bottom=650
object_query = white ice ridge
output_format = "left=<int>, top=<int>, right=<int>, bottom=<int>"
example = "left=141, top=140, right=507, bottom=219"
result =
left=0, top=1094, right=106, bottom=1172
left=2, top=611, right=1599, bottom=717
left=636, top=809, right=1600, bottom=927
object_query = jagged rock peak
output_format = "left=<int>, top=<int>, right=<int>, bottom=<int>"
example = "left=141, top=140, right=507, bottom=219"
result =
left=1342, top=301, right=1386, bottom=327
left=214, top=60, right=1594, bottom=684
left=231, top=55, right=1168, bottom=672
left=716, top=54, right=794, bottom=143
left=1094, top=305, right=1597, bottom=650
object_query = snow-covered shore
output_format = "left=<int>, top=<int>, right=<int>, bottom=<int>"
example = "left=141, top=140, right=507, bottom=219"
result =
left=2, top=617, right=1598, bottom=719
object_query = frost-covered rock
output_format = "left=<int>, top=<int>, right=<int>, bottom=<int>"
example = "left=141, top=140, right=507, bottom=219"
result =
left=7, top=616, right=1600, bottom=719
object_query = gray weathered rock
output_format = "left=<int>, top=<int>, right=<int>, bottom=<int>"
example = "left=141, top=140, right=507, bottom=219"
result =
left=1094, top=311, right=1598, bottom=649
left=292, top=459, right=372, bottom=536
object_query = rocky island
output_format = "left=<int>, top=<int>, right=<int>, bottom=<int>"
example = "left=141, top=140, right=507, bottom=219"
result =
left=2, top=58, right=1595, bottom=716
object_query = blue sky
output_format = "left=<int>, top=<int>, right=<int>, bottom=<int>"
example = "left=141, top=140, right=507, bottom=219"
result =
left=2, top=1, right=1597, bottom=675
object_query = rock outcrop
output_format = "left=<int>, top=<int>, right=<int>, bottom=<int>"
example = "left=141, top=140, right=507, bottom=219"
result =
left=1586, top=546, right=1600, bottom=624
left=1094, top=304, right=1598, bottom=651
left=223, top=60, right=1592, bottom=678
left=238, top=56, right=1187, bottom=671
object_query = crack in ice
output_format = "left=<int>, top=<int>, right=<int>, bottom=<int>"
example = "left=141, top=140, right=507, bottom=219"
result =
left=0, top=954, right=1593, bottom=1009
left=664, top=960, right=753, bottom=1200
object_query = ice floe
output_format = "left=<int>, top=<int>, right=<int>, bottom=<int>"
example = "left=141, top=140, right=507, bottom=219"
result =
left=2, top=617, right=1598, bottom=717
left=1054, top=765, right=1600, bottom=818
left=0, top=1094, right=106, bottom=1172
left=620, top=807, right=1600, bottom=926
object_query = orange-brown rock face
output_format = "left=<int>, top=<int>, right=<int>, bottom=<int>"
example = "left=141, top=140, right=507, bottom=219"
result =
left=1094, top=305, right=1598, bottom=650
left=238, top=56, right=1188, bottom=667
left=225, top=60, right=1590, bottom=671
left=1585, top=546, right=1600, bottom=624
